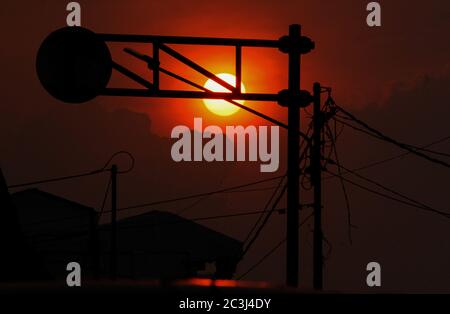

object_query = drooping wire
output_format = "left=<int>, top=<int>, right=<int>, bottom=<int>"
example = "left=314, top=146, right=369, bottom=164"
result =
left=324, top=168, right=450, bottom=219
left=244, top=124, right=310, bottom=252
left=19, top=175, right=287, bottom=228
left=323, top=134, right=450, bottom=178
left=7, top=151, right=135, bottom=189
left=240, top=183, right=288, bottom=259
left=243, top=120, right=311, bottom=247
left=97, top=177, right=112, bottom=223
left=222, top=186, right=281, bottom=193
left=324, top=115, right=355, bottom=244
left=176, top=172, right=229, bottom=216
left=333, top=103, right=450, bottom=169
left=7, top=169, right=106, bottom=189
left=30, top=206, right=313, bottom=245
left=100, top=150, right=135, bottom=174
left=322, top=232, right=333, bottom=261
left=408, top=146, right=450, bottom=158
left=323, top=91, right=450, bottom=221
left=324, top=158, right=450, bottom=219
left=236, top=211, right=314, bottom=280
left=242, top=175, right=286, bottom=245
left=299, top=124, right=313, bottom=190
left=335, top=114, right=450, bottom=158
left=105, top=175, right=285, bottom=214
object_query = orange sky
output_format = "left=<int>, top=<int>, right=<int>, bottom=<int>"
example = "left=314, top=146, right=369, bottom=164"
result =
left=1, top=0, right=450, bottom=291
left=3, top=1, right=449, bottom=136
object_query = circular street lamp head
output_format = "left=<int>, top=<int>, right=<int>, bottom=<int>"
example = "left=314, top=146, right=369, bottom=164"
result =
left=36, top=26, right=112, bottom=104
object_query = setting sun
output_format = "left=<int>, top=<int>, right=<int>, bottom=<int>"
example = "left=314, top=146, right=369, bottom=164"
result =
left=203, top=73, right=246, bottom=116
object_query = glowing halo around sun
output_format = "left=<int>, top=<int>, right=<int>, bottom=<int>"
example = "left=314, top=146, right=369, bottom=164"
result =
left=203, top=73, right=246, bottom=116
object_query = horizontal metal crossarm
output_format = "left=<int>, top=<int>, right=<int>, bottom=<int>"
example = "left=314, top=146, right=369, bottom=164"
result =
left=122, top=48, right=294, bottom=133
left=101, top=87, right=310, bottom=142
left=98, top=33, right=280, bottom=48
left=101, top=88, right=278, bottom=101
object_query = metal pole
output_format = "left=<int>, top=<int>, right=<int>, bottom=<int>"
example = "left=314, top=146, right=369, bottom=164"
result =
left=312, top=82, right=323, bottom=290
left=235, top=45, right=242, bottom=93
left=286, top=24, right=301, bottom=287
left=110, top=164, right=117, bottom=280
left=153, top=42, right=160, bottom=90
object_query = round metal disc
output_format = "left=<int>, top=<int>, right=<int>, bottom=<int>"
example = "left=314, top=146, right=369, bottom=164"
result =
left=36, top=27, right=112, bottom=103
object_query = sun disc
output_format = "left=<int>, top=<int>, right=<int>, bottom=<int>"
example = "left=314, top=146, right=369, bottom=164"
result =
left=203, top=73, right=245, bottom=116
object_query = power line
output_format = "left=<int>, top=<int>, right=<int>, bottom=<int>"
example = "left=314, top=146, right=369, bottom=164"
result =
left=97, top=177, right=112, bottom=223
left=119, top=207, right=295, bottom=230
left=324, top=98, right=450, bottom=220
left=30, top=206, right=314, bottom=244
left=20, top=175, right=286, bottom=228
left=324, top=168, right=450, bottom=219
left=323, top=134, right=450, bottom=179
left=336, top=115, right=450, bottom=158
left=240, top=183, right=288, bottom=259
left=221, top=186, right=280, bottom=193
left=325, top=158, right=450, bottom=219
left=334, top=116, right=384, bottom=140
left=238, top=117, right=310, bottom=248
left=7, top=169, right=106, bottom=189
left=7, top=151, right=136, bottom=189
left=243, top=175, right=286, bottom=245
left=107, top=175, right=285, bottom=214
left=237, top=211, right=314, bottom=280
left=238, top=92, right=450, bottom=279
left=333, top=104, right=450, bottom=169
left=324, top=123, right=354, bottom=244
left=175, top=194, right=209, bottom=215
left=410, top=146, right=450, bottom=158
left=175, top=173, right=229, bottom=216
left=334, top=115, right=449, bottom=162
left=100, top=151, right=136, bottom=174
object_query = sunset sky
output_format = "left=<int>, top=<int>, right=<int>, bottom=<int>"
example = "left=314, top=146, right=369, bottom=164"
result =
left=1, top=0, right=449, bottom=292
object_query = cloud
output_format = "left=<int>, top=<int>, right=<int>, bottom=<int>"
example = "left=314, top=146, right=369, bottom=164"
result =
left=1, top=105, right=237, bottom=217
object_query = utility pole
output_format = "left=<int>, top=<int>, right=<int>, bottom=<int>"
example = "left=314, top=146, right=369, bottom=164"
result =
left=110, top=164, right=117, bottom=280
left=312, top=82, right=323, bottom=290
left=286, top=24, right=301, bottom=287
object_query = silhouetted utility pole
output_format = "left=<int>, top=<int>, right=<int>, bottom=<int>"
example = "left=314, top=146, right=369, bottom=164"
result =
left=312, top=82, right=323, bottom=289
left=110, top=164, right=117, bottom=280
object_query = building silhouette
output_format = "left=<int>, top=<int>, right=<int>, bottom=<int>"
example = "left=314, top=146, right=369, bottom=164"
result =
left=97, top=210, right=242, bottom=279
left=7, top=185, right=242, bottom=281
left=0, top=170, right=48, bottom=281
left=11, top=188, right=97, bottom=279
